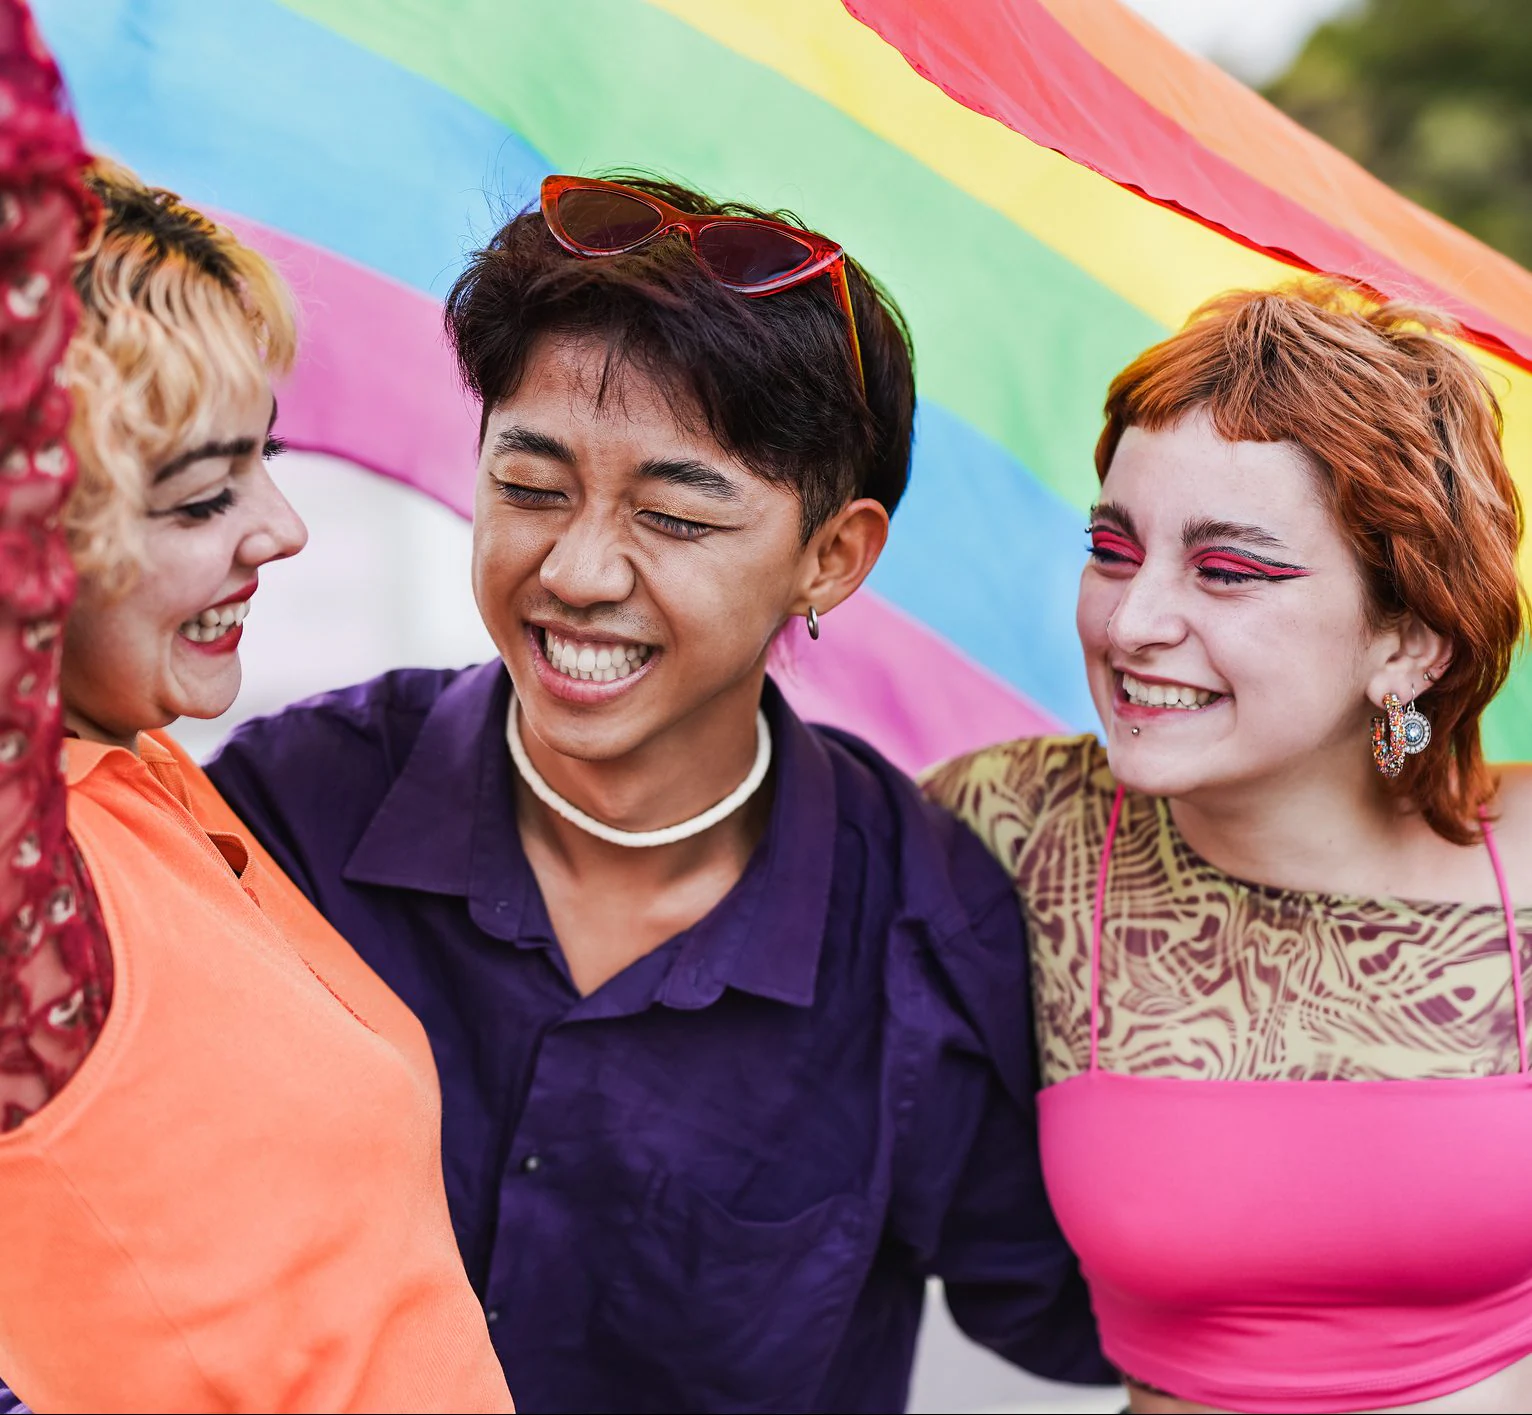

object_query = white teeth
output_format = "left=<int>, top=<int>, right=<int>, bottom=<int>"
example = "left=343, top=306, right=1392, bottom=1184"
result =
left=542, top=630, right=652, bottom=684
left=178, top=599, right=249, bottom=642
left=1122, top=672, right=1216, bottom=711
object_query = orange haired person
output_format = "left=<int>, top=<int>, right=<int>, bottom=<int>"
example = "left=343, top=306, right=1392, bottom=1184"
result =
left=0, top=24, right=511, bottom=1413
left=928, top=281, right=1532, bottom=1413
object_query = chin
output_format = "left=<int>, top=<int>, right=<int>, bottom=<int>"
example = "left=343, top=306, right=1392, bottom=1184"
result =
left=1103, top=736, right=1223, bottom=800
left=170, top=677, right=244, bottom=724
left=518, top=696, right=657, bottom=764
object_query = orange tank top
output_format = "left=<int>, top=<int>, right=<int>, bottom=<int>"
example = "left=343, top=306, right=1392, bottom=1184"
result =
left=0, top=731, right=513, bottom=1413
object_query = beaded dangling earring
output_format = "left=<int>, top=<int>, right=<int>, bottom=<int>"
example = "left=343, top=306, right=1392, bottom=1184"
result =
left=1371, top=693, right=1406, bottom=779
left=1371, top=691, right=1432, bottom=779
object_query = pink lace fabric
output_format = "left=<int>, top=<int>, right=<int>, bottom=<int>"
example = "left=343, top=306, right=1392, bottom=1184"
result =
left=0, top=1, right=109, bottom=1132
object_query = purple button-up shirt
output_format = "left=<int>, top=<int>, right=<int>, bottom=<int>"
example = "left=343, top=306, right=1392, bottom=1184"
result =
left=205, top=663, right=1105, bottom=1412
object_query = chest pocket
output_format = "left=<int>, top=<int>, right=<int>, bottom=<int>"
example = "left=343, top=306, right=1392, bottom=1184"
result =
left=594, top=1173, right=871, bottom=1413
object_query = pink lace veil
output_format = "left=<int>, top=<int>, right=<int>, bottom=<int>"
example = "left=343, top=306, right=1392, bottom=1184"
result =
left=0, top=1, right=108, bottom=1130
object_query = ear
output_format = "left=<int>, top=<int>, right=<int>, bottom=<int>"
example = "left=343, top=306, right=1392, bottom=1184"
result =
left=789, top=497, right=890, bottom=625
left=1365, top=611, right=1454, bottom=707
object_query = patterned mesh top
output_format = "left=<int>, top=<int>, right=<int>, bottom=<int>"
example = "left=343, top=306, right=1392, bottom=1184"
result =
left=924, top=735, right=1532, bottom=1085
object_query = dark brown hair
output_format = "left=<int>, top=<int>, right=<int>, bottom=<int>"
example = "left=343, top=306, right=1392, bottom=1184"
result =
left=444, top=173, right=915, bottom=535
left=1097, top=280, right=1527, bottom=844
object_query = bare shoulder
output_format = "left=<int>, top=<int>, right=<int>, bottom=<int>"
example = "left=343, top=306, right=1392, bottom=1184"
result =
left=1489, top=764, right=1532, bottom=891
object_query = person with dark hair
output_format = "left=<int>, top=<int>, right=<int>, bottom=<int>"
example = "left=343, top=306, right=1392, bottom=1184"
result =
left=206, top=174, right=1108, bottom=1412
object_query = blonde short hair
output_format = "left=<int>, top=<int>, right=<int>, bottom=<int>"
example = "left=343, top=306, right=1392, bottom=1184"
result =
left=64, top=159, right=296, bottom=593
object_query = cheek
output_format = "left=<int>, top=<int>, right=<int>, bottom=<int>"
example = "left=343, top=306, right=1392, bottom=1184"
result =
left=1075, top=570, right=1120, bottom=654
left=1221, top=592, right=1362, bottom=690
left=140, top=525, right=240, bottom=621
left=652, top=539, right=793, bottom=651
left=471, top=514, right=544, bottom=600
left=63, top=587, right=163, bottom=714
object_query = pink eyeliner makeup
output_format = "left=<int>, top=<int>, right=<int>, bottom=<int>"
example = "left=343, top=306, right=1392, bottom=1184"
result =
left=1193, top=548, right=1311, bottom=580
left=1088, top=526, right=1144, bottom=564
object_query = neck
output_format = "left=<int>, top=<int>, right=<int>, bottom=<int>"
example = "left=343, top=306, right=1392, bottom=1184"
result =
left=1168, top=736, right=1426, bottom=898
left=62, top=706, right=142, bottom=755
left=515, top=669, right=771, bottom=878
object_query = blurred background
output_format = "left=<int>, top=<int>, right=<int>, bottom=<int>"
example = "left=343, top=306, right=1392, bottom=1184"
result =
left=123, top=0, right=1525, bottom=1409
left=172, top=0, right=1532, bottom=767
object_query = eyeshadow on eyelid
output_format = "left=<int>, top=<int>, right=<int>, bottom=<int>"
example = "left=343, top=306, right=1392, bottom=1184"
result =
left=1195, top=551, right=1310, bottom=579
left=1089, top=527, right=1144, bottom=560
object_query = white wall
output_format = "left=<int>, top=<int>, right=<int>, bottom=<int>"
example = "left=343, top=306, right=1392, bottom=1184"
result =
left=168, top=452, right=492, bottom=761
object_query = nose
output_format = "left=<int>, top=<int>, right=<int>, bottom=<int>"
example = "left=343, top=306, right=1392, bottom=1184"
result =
left=1104, top=560, right=1189, bottom=656
left=236, top=464, right=308, bottom=569
left=538, top=503, right=635, bottom=608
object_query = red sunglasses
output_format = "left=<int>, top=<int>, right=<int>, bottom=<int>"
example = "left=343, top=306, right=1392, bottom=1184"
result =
left=540, top=175, right=865, bottom=391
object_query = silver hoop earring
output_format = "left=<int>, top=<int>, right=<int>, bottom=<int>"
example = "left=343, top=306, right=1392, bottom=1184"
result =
left=805, top=605, right=820, bottom=641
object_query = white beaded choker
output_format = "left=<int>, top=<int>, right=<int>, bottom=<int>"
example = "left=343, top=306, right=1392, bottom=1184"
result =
left=506, top=696, right=772, bottom=848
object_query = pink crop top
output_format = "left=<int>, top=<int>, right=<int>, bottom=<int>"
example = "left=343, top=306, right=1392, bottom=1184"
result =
left=1040, top=786, right=1532, bottom=1413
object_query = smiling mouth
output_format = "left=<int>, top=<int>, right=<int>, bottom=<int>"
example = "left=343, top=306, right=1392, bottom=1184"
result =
left=539, top=628, right=654, bottom=684
left=178, top=600, right=249, bottom=644
left=1119, top=671, right=1224, bottom=711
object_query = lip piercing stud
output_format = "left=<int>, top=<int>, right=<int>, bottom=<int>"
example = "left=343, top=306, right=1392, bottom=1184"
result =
left=1130, top=727, right=1140, bottom=736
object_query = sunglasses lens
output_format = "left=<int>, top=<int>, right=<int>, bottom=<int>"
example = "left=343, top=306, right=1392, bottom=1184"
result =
left=556, top=188, right=664, bottom=250
left=695, top=223, right=814, bottom=286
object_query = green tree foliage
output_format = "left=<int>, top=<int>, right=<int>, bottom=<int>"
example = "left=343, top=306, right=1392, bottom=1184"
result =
left=1263, top=0, right=1532, bottom=268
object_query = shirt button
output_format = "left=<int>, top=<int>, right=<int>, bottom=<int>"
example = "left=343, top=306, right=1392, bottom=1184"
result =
left=520, top=1154, right=542, bottom=1174
left=486, top=1307, right=501, bottom=1325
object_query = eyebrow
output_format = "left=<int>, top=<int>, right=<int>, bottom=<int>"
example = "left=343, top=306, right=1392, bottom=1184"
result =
left=492, top=425, right=576, bottom=463
left=152, top=399, right=279, bottom=486
left=1181, top=517, right=1290, bottom=552
left=1089, top=501, right=1139, bottom=538
left=634, top=457, right=740, bottom=502
left=491, top=424, right=741, bottom=502
left=153, top=438, right=258, bottom=484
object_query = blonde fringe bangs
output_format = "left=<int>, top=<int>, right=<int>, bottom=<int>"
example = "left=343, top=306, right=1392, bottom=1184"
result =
left=64, top=165, right=296, bottom=595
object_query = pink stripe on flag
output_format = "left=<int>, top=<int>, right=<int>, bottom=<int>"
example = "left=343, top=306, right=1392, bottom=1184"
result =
left=776, top=591, right=1065, bottom=773
left=219, top=213, right=481, bottom=517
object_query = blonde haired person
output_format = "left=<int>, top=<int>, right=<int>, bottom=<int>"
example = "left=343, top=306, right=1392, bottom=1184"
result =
left=0, top=124, right=512, bottom=1415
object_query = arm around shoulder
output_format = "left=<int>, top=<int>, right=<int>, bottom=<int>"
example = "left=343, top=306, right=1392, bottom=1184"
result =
left=905, top=813, right=1113, bottom=1385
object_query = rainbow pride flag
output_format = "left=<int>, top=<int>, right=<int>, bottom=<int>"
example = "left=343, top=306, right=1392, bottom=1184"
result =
left=35, top=0, right=1532, bottom=766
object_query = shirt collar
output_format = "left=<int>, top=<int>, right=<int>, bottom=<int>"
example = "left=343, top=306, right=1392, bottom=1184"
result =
left=344, top=661, right=516, bottom=906
left=64, top=729, right=185, bottom=789
left=675, top=679, right=836, bottom=1008
left=344, top=665, right=837, bottom=1009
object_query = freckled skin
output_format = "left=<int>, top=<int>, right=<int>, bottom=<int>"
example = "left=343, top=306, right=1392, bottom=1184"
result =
left=62, top=380, right=307, bottom=749
left=1079, top=411, right=1379, bottom=804
left=1078, top=407, right=1532, bottom=912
